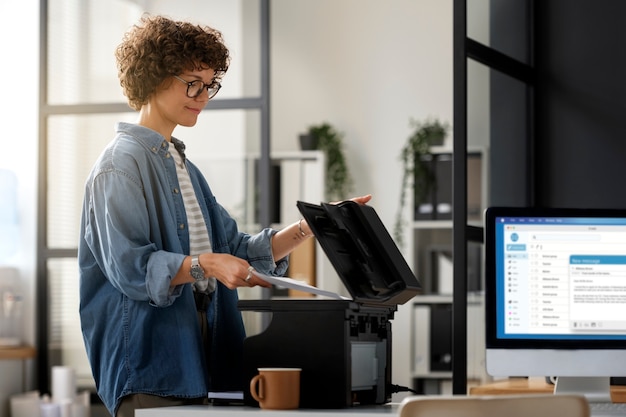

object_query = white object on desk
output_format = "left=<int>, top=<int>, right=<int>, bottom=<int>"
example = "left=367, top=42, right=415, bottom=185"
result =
left=10, top=391, right=40, bottom=417
left=136, top=404, right=398, bottom=416
left=52, top=366, right=76, bottom=404
left=40, top=402, right=61, bottom=417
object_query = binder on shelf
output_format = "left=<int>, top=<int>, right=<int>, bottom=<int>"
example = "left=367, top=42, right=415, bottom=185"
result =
left=413, top=151, right=483, bottom=221
left=414, top=154, right=436, bottom=220
left=434, top=154, right=452, bottom=220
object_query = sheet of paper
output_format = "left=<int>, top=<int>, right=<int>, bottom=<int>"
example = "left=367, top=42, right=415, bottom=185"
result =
left=252, top=271, right=350, bottom=300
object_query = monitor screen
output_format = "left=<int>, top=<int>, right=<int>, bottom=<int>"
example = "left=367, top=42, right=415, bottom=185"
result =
left=484, top=207, right=626, bottom=402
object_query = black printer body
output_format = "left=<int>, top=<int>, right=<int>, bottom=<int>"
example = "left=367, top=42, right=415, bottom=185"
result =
left=239, top=201, right=421, bottom=408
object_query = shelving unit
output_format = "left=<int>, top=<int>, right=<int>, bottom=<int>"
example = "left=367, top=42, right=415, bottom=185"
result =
left=408, top=146, right=491, bottom=393
left=240, top=150, right=347, bottom=300
left=411, top=294, right=487, bottom=394
left=0, top=345, right=36, bottom=392
left=407, top=146, right=488, bottom=294
left=205, top=151, right=330, bottom=334
left=194, top=150, right=325, bottom=235
left=244, top=150, right=335, bottom=297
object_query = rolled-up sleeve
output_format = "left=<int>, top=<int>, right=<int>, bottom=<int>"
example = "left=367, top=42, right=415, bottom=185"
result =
left=145, top=250, right=186, bottom=306
left=246, top=228, right=289, bottom=277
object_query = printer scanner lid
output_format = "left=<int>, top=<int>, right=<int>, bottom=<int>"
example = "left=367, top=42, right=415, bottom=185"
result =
left=297, top=200, right=421, bottom=306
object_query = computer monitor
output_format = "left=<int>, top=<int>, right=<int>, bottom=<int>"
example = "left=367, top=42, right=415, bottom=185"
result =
left=484, top=207, right=626, bottom=402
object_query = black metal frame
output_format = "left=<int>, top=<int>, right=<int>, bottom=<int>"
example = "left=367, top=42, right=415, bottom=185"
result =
left=452, top=0, right=536, bottom=394
left=452, top=0, right=469, bottom=395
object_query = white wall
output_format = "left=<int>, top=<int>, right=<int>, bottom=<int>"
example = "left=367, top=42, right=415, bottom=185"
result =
left=271, top=1, right=453, bottom=214
left=271, top=0, right=454, bottom=394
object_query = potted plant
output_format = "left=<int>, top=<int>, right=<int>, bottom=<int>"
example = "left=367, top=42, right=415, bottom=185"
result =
left=393, top=118, right=450, bottom=247
left=301, top=122, right=354, bottom=202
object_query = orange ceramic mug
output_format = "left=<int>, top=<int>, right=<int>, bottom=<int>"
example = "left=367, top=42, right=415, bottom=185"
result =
left=249, top=367, right=301, bottom=410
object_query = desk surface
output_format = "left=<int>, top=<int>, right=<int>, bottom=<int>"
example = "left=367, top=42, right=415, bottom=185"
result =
left=470, top=378, right=626, bottom=403
left=136, top=404, right=398, bottom=416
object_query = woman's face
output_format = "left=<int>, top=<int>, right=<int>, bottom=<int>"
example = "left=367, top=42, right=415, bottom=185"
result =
left=149, top=67, right=217, bottom=131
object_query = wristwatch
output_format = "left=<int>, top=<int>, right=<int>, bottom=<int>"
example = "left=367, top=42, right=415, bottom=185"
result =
left=190, top=255, right=206, bottom=282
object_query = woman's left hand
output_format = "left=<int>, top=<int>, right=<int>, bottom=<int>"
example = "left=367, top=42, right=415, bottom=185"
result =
left=332, top=194, right=372, bottom=205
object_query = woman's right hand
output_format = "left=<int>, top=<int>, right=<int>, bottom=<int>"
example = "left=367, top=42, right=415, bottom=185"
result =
left=201, top=253, right=271, bottom=289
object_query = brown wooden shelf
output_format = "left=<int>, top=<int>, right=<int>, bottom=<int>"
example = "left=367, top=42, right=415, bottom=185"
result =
left=0, top=345, right=36, bottom=360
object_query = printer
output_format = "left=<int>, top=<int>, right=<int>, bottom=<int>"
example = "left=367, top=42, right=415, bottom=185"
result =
left=239, top=200, right=421, bottom=408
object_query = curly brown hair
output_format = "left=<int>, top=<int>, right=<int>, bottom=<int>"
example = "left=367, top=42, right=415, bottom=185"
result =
left=115, top=14, right=230, bottom=110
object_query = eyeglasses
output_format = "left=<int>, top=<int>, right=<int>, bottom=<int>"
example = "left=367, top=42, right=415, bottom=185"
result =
left=172, top=75, right=221, bottom=99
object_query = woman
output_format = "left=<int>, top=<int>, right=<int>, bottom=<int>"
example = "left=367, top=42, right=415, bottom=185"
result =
left=78, top=14, right=370, bottom=417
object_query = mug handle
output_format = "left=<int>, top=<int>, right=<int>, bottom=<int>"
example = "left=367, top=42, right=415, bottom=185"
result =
left=250, top=374, right=265, bottom=403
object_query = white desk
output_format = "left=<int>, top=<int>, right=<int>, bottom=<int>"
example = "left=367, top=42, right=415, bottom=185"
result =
left=136, top=404, right=398, bottom=416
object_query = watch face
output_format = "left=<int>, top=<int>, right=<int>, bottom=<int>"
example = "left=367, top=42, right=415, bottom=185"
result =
left=191, top=265, right=205, bottom=281
left=190, top=257, right=205, bottom=281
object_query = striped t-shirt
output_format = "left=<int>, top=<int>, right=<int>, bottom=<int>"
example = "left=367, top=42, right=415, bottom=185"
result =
left=171, top=146, right=216, bottom=293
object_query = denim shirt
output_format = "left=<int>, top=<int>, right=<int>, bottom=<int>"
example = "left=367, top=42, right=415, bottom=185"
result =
left=78, top=122, right=288, bottom=416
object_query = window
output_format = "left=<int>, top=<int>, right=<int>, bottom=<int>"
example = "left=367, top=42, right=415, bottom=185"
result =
left=40, top=0, right=269, bottom=393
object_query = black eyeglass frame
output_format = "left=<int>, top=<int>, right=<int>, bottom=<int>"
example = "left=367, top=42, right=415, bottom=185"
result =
left=172, top=75, right=221, bottom=99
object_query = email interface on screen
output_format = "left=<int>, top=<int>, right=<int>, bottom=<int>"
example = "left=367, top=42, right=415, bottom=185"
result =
left=495, top=215, right=626, bottom=340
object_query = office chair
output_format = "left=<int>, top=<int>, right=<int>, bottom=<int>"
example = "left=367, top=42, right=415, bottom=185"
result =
left=397, top=394, right=590, bottom=417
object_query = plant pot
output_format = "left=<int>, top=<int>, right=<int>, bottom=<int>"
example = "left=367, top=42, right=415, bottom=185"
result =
left=299, top=134, right=319, bottom=151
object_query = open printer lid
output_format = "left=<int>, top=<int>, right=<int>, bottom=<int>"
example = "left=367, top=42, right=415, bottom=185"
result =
left=297, top=200, right=421, bottom=306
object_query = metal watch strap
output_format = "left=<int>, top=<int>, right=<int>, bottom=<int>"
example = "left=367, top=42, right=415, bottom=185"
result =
left=190, top=255, right=205, bottom=281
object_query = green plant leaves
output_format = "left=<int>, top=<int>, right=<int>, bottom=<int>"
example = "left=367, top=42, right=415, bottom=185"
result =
left=307, top=123, right=354, bottom=201
left=394, top=118, right=450, bottom=247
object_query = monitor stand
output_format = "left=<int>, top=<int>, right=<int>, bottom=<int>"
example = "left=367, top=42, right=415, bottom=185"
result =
left=554, top=376, right=612, bottom=403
